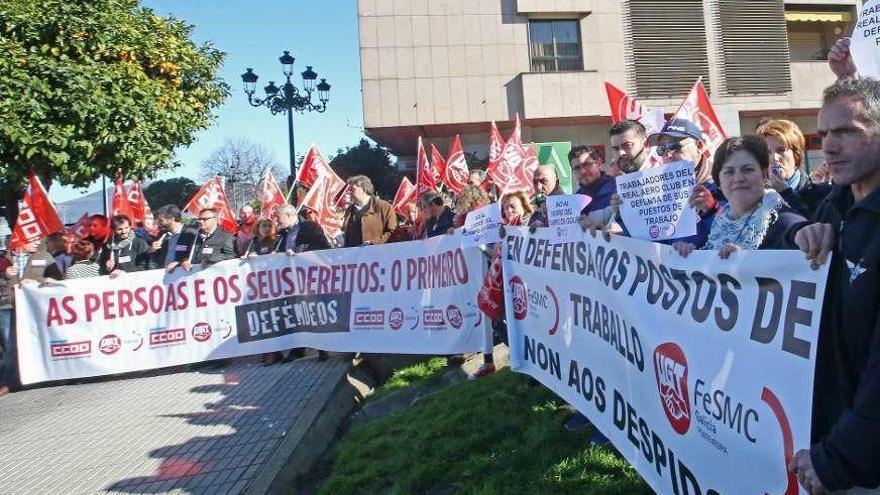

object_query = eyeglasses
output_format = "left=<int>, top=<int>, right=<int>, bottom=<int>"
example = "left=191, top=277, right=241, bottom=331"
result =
left=656, top=141, right=684, bottom=155
left=197, top=216, right=216, bottom=222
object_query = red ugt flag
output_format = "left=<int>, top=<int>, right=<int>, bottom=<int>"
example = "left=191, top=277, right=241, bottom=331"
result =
left=493, top=115, right=537, bottom=197
left=443, top=135, right=470, bottom=195
left=672, top=78, right=727, bottom=155
left=184, top=176, right=239, bottom=234
left=392, top=177, right=418, bottom=217
left=430, top=144, right=446, bottom=189
left=66, top=213, right=90, bottom=240
left=605, top=82, right=647, bottom=124
left=9, top=174, right=63, bottom=249
left=416, top=136, right=437, bottom=197
left=298, top=174, right=343, bottom=241
left=488, top=121, right=504, bottom=173
left=257, top=169, right=287, bottom=220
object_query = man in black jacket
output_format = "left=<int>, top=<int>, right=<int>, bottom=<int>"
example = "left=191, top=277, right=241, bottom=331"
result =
left=275, top=204, right=330, bottom=253
left=791, top=78, right=880, bottom=494
left=167, top=208, right=236, bottom=272
left=418, top=191, right=454, bottom=238
left=99, top=215, right=150, bottom=277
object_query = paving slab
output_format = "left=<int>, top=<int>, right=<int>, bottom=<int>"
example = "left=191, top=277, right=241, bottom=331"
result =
left=0, top=354, right=350, bottom=495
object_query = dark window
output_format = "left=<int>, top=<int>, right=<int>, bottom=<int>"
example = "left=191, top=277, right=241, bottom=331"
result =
left=528, top=20, right=583, bottom=72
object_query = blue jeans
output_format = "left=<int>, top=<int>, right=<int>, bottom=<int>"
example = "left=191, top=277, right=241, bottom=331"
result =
left=0, top=308, right=18, bottom=388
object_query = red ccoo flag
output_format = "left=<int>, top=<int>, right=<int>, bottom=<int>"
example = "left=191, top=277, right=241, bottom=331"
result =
left=184, top=176, right=239, bottom=234
left=605, top=82, right=647, bottom=124
left=111, top=171, right=134, bottom=222
left=257, top=169, right=287, bottom=219
left=672, top=78, right=727, bottom=155
left=443, top=135, right=470, bottom=195
left=298, top=174, right=343, bottom=241
left=296, top=144, right=346, bottom=194
left=391, top=177, right=418, bottom=217
left=9, top=174, right=64, bottom=249
left=429, top=143, right=446, bottom=189
left=127, top=181, right=158, bottom=235
left=416, top=136, right=437, bottom=197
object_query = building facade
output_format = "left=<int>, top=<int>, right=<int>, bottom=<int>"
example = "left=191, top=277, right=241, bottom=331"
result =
left=359, top=0, right=857, bottom=170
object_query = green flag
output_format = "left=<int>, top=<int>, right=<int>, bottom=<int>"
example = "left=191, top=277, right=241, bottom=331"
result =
left=535, top=142, right=573, bottom=194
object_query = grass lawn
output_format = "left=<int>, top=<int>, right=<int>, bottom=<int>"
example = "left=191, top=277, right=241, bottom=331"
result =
left=320, top=368, right=653, bottom=495
left=366, top=356, right=449, bottom=402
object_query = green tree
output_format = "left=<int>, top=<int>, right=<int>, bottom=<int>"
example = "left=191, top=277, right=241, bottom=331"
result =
left=0, top=0, right=228, bottom=221
left=329, top=138, right=400, bottom=200
left=144, top=177, right=199, bottom=210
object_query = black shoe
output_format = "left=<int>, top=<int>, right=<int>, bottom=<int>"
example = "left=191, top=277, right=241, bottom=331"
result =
left=283, top=349, right=305, bottom=363
left=318, top=350, right=328, bottom=361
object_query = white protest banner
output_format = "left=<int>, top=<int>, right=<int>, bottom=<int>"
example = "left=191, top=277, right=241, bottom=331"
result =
left=461, top=203, right=502, bottom=247
left=616, top=160, right=698, bottom=241
left=546, top=194, right=592, bottom=239
left=15, top=235, right=489, bottom=385
left=501, top=228, right=829, bottom=495
left=852, top=0, right=880, bottom=78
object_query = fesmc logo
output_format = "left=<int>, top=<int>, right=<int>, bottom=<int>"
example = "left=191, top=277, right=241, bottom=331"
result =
left=445, top=305, right=463, bottom=329
left=653, top=342, right=691, bottom=435
left=389, top=307, right=405, bottom=331
left=192, top=322, right=213, bottom=342
left=99, top=334, right=122, bottom=355
left=509, top=275, right=528, bottom=320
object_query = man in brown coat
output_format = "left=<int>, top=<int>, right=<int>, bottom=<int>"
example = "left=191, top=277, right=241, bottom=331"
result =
left=342, top=175, right=398, bottom=247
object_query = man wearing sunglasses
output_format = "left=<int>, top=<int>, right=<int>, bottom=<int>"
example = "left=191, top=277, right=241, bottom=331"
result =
left=167, top=207, right=236, bottom=272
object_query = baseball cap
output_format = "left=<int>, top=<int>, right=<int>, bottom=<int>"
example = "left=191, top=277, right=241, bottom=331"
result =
left=647, top=118, right=703, bottom=145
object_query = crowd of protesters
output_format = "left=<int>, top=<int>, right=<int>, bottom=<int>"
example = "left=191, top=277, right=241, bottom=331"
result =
left=0, top=38, right=878, bottom=495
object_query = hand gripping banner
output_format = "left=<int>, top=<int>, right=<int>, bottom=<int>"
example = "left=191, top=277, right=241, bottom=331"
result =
left=501, top=228, right=830, bottom=495
left=15, top=235, right=489, bottom=385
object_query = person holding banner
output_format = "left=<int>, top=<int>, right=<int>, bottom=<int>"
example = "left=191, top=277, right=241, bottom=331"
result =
left=168, top=208, right=236, bottom=271
left=756, top=119, right=832, bottom=218
left=83, top=214, right=110, bottom=258
left=672, top=136, right=805, bottom=258
left=243, top=218, right=278, bottom=257
left=418, top=191, right=454, bottom=238
left=609, top=119, right=651, bottom=175
left=275, top=204, right=330, bottom=253
left=150, top=205, right=193, bottom=269
left=44, top=233, right=72, bottom=280
left=235, top=205, right=257, bottom=256
left=473, top=191, right=533, bottom=379
left=569, top=146, right=616, bottom=215
left=98, top=215, right=150, bottom=277
left=528, top=165, right=564, bottom=228
left=452, top=185, right=490, bottom=230
left=789, top=78, right=880, bottom=495
left=63, top=240, right=100, bottom=279
left=342, top=175, right=398, bottom=247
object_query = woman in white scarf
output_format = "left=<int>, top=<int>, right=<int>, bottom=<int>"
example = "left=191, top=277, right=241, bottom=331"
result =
left=674, top=135, right=806, bottom=258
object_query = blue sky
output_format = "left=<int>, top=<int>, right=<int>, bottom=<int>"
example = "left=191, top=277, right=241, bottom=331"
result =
left=52, top=0, right=365, bottom=202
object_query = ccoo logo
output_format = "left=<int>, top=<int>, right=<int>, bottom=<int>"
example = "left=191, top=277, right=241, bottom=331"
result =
left=509, top=276, right=528, bottom=320
left=653, top=343, right=691, bottom=435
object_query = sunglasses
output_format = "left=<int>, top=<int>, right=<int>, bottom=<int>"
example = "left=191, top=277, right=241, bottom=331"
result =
left=656, top=141, right=684, bottom=155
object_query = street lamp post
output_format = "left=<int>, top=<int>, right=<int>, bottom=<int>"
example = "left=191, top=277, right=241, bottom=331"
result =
left=241, top=51, right=331, bottom=183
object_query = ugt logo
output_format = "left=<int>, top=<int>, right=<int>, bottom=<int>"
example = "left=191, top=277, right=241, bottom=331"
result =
left=653, top=343, right=691, bottom=435
left=509, top=276, right=528, bottom=320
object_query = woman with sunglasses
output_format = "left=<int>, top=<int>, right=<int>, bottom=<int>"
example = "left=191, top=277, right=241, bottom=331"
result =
left=673, top=136, right=806, bottom=258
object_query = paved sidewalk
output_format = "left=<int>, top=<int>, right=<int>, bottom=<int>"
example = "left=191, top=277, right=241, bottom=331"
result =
left=0, top=354, right=350, bottom=495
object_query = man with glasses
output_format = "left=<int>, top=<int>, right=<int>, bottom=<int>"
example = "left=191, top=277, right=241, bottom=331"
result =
left=568, top=146, right=616, bottom=217
left=167, top=207, right=236, bottom=271
left=529, top=165, right=564, bottom=228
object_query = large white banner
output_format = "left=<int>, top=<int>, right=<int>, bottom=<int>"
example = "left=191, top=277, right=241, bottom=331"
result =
left=502, top=228, right=830, bottom=495
left=15, top=235, right=489, bottom=385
